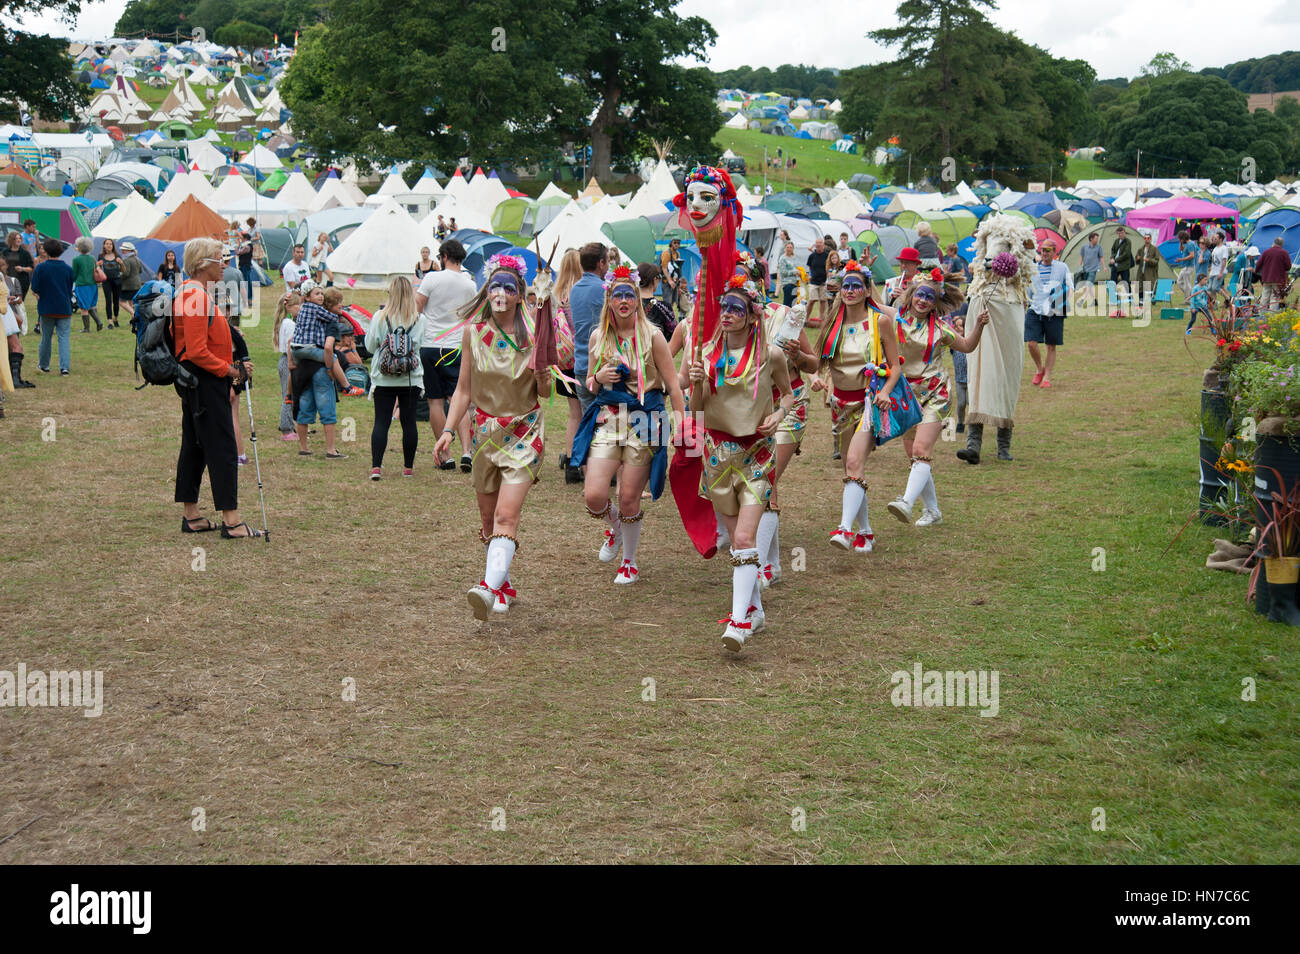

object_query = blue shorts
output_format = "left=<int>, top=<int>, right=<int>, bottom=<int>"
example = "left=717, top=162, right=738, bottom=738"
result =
left=1024, top=309, right=1064, bottom=346
left=296, top=365, right=338, bottom=426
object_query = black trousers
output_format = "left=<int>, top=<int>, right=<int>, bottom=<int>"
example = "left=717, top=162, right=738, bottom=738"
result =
left=371, top=385, right=419, bottom=468
left=175, top=365, right=238, bottom=511
left=102, top=278, right=121, bottom=320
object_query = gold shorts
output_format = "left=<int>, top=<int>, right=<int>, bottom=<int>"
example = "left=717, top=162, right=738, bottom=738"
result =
left=910, top=372, right=951, bottom=426
left=471, top=405, right=544, bottom=494
left=701, top=431, right=775, bottom=516
left=774, top=382, right=809, bottom=447
left=587, top=404, right=660, bottom=468
left=830, top=394, right=865, bottom=457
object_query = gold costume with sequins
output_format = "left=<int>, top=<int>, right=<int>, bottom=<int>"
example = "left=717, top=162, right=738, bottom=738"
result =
left=468, top=318, right=544, bottom=494
left=826, top=306, right=882, bottom=455
left=765, top=307, right=809, bottom=448
left=896, top=312, right=954, bottom=426
left=700, top=342, right=776, bottom=515
left=587, top=331, right=668, bottom=467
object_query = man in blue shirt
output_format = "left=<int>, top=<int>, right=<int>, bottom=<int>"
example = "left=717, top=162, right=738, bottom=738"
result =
left=570, top=241, right=609, bottom=415
left=1024, top=240, right=1073, bottom=393
left=30, top=239, right=74, bottom=375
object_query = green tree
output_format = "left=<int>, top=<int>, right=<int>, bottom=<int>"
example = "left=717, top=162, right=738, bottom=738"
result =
left=837, top=62, right=892, bottom=139
left=215, top=19, right=274, bottom=47
left=1141, top=52, right=1191, bottom=77
left=116, top=0, right=193, bottom=37
left=568, top=0, right=716, bottom=181
left=280, top=4, right=590, bottom=171
left=0, top=0, right=86, bottom=122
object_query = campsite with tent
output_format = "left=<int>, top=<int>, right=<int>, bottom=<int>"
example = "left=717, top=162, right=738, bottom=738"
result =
left=2, top=0, right=1300, bottom=876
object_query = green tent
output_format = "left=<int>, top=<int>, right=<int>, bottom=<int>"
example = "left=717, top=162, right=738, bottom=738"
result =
left=892, top=209, right=979, bottom=246
left=601, top=218, right=656, bottom=265
left=259, top=168, right=288, bottom=194
left=848, top=235, right=897, bottom=281
left=492, top=197, right=538, bottom=238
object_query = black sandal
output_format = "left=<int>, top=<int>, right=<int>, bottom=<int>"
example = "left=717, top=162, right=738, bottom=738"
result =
left=181, top=516, right=216, bottom=533
left=220, top=521, right=264, bottom=539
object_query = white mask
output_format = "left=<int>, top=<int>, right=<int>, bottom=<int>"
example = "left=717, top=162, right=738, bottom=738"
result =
left=685, top=181, right=721, bottom=231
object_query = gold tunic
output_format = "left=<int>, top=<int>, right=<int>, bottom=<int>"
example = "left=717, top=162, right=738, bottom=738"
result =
left=702, top=340, right=775, bottom=438
left=467, top=317, right=544, bottom=493
left=827, top=307, right=879, bottom=392
left=699, top=340, right=777, bottom=515
left=896, top=312, right=954, bottom=426
left=588, top=329, right=668, bottom=467
left=765, top=306, right=809, bottom=448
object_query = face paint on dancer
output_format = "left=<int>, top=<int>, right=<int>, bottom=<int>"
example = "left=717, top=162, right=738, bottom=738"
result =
left=487, top=273, right=519, bottom=314
left=841, top=275, right=867, bottom=300
left=718, top=293, right=751, bottom=331
left=611, top=285, right=638, bottom=317
left=912, top=285, right=937, bottom=314
left=686, top=181, right=722, bottom=230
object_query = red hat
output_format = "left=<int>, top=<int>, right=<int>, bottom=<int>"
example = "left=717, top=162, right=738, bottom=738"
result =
left=896, top=247, right=922, bottom=264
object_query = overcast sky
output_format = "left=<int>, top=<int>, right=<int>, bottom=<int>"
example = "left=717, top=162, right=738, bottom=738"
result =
left=17, top=0, right=1300, bottom=80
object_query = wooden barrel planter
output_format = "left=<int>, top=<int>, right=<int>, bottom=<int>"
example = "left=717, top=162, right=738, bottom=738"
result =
left=1199, top=388, right=1231, bottom=525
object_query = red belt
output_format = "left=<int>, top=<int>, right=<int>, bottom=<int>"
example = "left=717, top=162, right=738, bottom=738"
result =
left=833, top=387, right=866, bottom=402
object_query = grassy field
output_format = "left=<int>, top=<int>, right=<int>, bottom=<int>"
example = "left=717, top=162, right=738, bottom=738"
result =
left=714, top=127, right=884, bottom=191
left=2, top=281, right=1298, bottom=864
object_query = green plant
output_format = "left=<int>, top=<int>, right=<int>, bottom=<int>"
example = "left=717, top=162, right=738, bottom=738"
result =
left=1229, top=359, right=1300, bottom=426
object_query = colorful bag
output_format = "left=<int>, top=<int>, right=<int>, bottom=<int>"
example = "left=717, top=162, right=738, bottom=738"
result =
left=865, top=309, right=923, bottom=444
left=552, top=299, right=576, bottom=368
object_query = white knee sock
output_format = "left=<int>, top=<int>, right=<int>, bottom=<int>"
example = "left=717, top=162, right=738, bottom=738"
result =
left=484, top=537, right=516, bottom=590
left=620, top=511, right=642, bottom=563
left=771, top=519, right=782, bottom=572
left=902, top=460, right=931, bottom=508
left=839, top=480, right=865, bottom=531
left=730, top=548, right=759, bottom=624
left=921, top=472, right=940, bottom=513
left=756, top=510, right=779, bottom=568
left=856, top=487, right=872, bottom=535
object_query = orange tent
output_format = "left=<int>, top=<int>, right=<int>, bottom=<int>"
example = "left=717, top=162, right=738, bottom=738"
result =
left=0, top=162, right=39, bottom=185
left=147, top=194, right=229, bottom=241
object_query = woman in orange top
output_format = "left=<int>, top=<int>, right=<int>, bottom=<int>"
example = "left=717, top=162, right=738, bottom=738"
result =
left=173, top=238, right=262, bottom=539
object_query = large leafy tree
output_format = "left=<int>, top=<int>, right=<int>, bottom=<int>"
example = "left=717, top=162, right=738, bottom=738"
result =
left=116, top=0, right=323, bottom=40
left=1101, top=74, right=1292, bottom=181
left=860, top=1, right=1094, bottom=185
left=567, top=0, right=716, bottom=181
left=280, top=2, right=589, bottom=170
left=0, top=0, right=86, bottom=122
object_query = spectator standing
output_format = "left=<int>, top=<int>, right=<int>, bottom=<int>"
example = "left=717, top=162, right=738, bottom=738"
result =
left=20, top=220, right=40, bottom=260
left=310, top=232, right=334, bottom=286
left=570, top=241, right=608, bottom=414
left=659, top=238, right=682, bottom=316
left=1108, top=226, right=1134, bottom=316
left=941, top=243, right=970, bottom=285
left=2, top=257, right=33, bottom=387
left=838, top=233, right=858, bottom=262
left=1208, top=234, right=1230, bottom=308
left=272, top=292, right=301, bottom=441
left=414, top=238, right=477, bottom=470
left=71, top=237, right=103, bottom=332
left=235, top=228, right=255, bottom=302
left=913, top=222, right=942, bottom=268
left=1133, top=233, right=1161, bottom=315
left=95, top=238, right=123, bottom=328
left=638, top=263, right=676, bottom=338
left=281, top=244, right=310, bottom=290
left=884, top=247, right=922, bottom=305
left=31, top=239, right=74, bottom=374
left=777, top=241, right=799, bottom=307
left=3, top=231, right=34, bottom=334
left=1256, top=238, right=1292, bottom=311
left=1185, top=274, right=1212, bottom=333
left=1025, top=240, right=1073, bottom=391
left=805, top=236, right=830, bottom=326
left=118, top=241, right=143, bottom=322
left=172, top=237, right=261, bottom=538
left=415, top=246, right=438, bottom=280
left=366, top=276, right=426, bottom=479
left=214, top=249, right=245, bottom=328
left=158, top=249, right=181, bottom=287
left=1078, top=232, right=1103, bottom=286
left=289, top=289, right=347, bottom=459
left=1171, top=230, right=1196, bottom=299
left=549, top=248, right=584, bottom=483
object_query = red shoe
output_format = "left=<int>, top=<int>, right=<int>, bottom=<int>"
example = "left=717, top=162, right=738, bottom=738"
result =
left=614, top=559, right=639, bottom=584
left=852, top=532, right=874, bottom=553
left=343, top=386, right=365, bottom=396
left=402, top=467, right=414, bottom=477
left=1031, top=370, right=1044, bottom=386
left=1040, top=378, right=1052, bottom=389
left=830, top=528, right=853, bottom=550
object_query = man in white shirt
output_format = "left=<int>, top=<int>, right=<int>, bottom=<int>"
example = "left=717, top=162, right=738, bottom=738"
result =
left=282, top=244, right=310, bottom=290
left=414, top=239, right=478, bottom=470
left=1208, top=234, right=1230, bottom=307
left=1024, top=240, right=1073, bottom=391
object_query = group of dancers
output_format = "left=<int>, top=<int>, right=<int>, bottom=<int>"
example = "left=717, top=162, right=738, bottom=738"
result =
left=436, top=166, right=991, bottom=652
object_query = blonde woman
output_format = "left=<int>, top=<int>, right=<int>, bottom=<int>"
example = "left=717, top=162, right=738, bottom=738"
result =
left=310, top=232, right=335, bottom=286
left=273, top=292, right=302, bottom=441
left=570, top=264, right=684, bottom=584
left=685, top=272, right=794, bottom=652
left=813, top=259, right=902, bottom=553
left=435, top=254, right=551, bottom=619
left=550, top=248, right=584, bottom=483
left=365, top=276, right=426, bottom=479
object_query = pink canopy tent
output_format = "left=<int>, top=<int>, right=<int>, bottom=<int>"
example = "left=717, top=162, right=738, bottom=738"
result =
left=1125, top=197, right=1240, bottom=244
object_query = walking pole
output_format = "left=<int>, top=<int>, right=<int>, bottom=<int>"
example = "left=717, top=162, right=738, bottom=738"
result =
left=242, top=375, right=270, bottom=542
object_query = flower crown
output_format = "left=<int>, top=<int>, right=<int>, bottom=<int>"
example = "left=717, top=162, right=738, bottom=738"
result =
left=843, top=259, right=863, bottom=274
left=480, top=252, right=527, bottom=286
left=603, top=263, right=640, bottom=291
left=724, top=272, right=760, bottom=299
